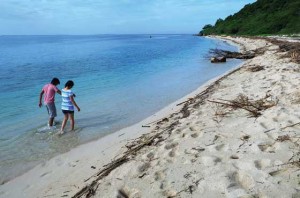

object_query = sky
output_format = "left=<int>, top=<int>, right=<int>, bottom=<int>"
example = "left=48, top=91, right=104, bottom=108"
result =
left=0, top=0, right=256, bottom=35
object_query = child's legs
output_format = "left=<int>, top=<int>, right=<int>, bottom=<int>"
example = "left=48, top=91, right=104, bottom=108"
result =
left=49, top=117, right=55, bottom=126
left=46, top=103, right=57, bottom=126
left=69, top=113, right=75, bottom=130
left=61, top=113, right=69, bottom=131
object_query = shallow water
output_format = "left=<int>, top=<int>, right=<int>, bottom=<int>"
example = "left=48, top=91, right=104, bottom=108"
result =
left=0, top=34, right=242, bottom=183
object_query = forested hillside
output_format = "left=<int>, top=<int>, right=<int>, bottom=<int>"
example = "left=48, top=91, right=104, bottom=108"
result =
left=199, top=0, right=300, bottom=35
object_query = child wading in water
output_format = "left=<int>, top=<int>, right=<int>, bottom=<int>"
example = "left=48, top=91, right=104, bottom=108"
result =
left=39, top=77, right=61, bottom=128
left=60, top=80, right=80, bottom=134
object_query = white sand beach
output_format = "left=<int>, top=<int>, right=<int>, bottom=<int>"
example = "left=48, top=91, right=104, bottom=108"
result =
left=1, top=36, right=300, bottom=198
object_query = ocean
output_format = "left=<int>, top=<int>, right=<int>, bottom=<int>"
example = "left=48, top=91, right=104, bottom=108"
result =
left=0, top=34, right=242, bottom=183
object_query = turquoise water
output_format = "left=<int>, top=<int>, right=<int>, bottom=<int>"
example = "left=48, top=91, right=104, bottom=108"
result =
left=0, top=34, right=242, bottom=183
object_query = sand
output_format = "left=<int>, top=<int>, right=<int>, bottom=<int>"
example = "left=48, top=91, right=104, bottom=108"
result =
left=1, top=36, right=299, bottom=198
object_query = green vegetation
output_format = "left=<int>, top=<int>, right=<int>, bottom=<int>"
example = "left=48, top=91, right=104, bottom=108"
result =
left=199, top=0, right=300, bottom=36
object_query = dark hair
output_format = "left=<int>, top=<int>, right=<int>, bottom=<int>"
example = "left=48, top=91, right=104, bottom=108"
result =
left=51, top=78, right=60, bottom=85
left=65, top=80, right=74, bottom=88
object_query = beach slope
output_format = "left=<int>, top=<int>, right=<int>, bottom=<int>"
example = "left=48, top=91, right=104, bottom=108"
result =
left=1, top=36, right=300, bottom=198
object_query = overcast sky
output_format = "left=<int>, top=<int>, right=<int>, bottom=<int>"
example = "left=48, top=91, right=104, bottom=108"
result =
left=0, top=0, right=256, bottom=35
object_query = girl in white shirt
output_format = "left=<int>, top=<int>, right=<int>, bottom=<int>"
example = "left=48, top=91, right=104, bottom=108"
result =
left=60, top=80, right=80, bottom=134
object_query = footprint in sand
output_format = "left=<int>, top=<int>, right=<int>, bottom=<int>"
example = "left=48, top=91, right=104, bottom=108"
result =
left=117, top=186, right=141, bottom=198
left=200, top=156, right=222, bottom=166
left=138, top=162, right=151, bottom=173
left=184, top=147, right=205, bottom=155
left=164, top=142, right=179, bottom=150
left=68, top=161, right=77, bottom=167
left=215, top=144, right=228, bottom=151
left=258, top=141, right=280, bottom=153
left=232, top=171, right=255, bottom=190
left=174, top=129, right=182, bottom=134
left=189, top=126, right=201, bottom=132
left=160, top=180, right=171, bottom=190
left=272, top=116, right=280, bottom=122
left=254, top=159, right=271, bottom=170
left=292, top=192, right=300, bottom=198
left=154, top=170, right=166, bottom=181
left=191, top=132, right=200, bottom=138
left=168, top=148, right=178, bottom=157
left=163, top=189, right=177, bottom=197
left=142, top=151, right=156, bottom=161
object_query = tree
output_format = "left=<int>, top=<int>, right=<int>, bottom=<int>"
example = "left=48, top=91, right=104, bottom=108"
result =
left=203, top=24, right=213, bottom=29
left=198, top=0, right=300, bottom=36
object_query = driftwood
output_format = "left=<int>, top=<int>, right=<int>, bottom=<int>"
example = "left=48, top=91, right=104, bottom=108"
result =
left=208, top=94, right=277, bottom=117
left=180, top=103, right=190, bottom=118
left=210, top=36, right=300, bottom=64
left=279, top=42, right=300, bottom=63
left=143, top=117, right=170, bottom=127
left=251, top=36, right=300, bottom=64
left=247, top=65, right=264, bottom=72
left=281, top=122, right=300, bottom=130
left=177, top=98, right=195, bottom=106
left=210, top=56, right=226, bottom=63
left=276, top=135, right=291, bottom=142
left=265, top=38, right=300, bottom=63
left=209, top=49, right=255, bottom=60
left=264, top=122, right=300, bottom=133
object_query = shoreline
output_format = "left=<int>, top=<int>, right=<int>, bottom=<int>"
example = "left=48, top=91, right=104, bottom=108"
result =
left=1, top=36, right=299, bottom=198
left=0, top=42, right=244, bottom=197
left=0, top=34, right=237, bottom=186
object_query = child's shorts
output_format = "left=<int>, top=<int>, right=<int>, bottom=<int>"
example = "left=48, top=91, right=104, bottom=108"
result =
left=62, top=110, right=74, bottom=114
left=46, top=103, right=57, bottom=118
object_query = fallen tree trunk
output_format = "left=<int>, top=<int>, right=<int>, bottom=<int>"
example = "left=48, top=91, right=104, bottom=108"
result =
left=211, top=56, right=226, bottom=63
left=209, top=49, right=255, bottom=59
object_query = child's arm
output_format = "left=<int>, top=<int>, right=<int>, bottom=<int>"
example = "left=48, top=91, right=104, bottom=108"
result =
left=70, top=95, right=80, bottom=111
left=39, top=90, right=44, bottom=107
left=57, top=89, right=61, bottom=95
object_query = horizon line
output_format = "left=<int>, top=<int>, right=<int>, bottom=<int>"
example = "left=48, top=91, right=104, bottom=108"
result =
left=0, top=33, right=197, bottom=36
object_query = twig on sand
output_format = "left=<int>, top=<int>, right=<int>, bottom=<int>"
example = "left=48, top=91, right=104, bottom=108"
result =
left=176, top=98, right=194, bottom=106
left=208, top=99, right=261, bottom=117
left=264, top=128, right=275, bottom=133
left=264, top=122, right=300, bottom=136
left=276, top=135, right=291, bottom=142
left=247, top=65, right=264, bottom=72
left=208, top=94, right=277, bottom=118
left=143, top=117, right=170, bottom=127
left=281, top=122, right=300, bottom=130
left=175, top=178, right=203, bottom=196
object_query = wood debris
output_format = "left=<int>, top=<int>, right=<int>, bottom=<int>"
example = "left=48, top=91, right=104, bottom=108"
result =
left=247, top=65, right=264, bottom=72
left=208, top=94, right=277, bottom=117
left=276, top=135, right=291, bottom=142
left=209, top=49, right=255, bottom=59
